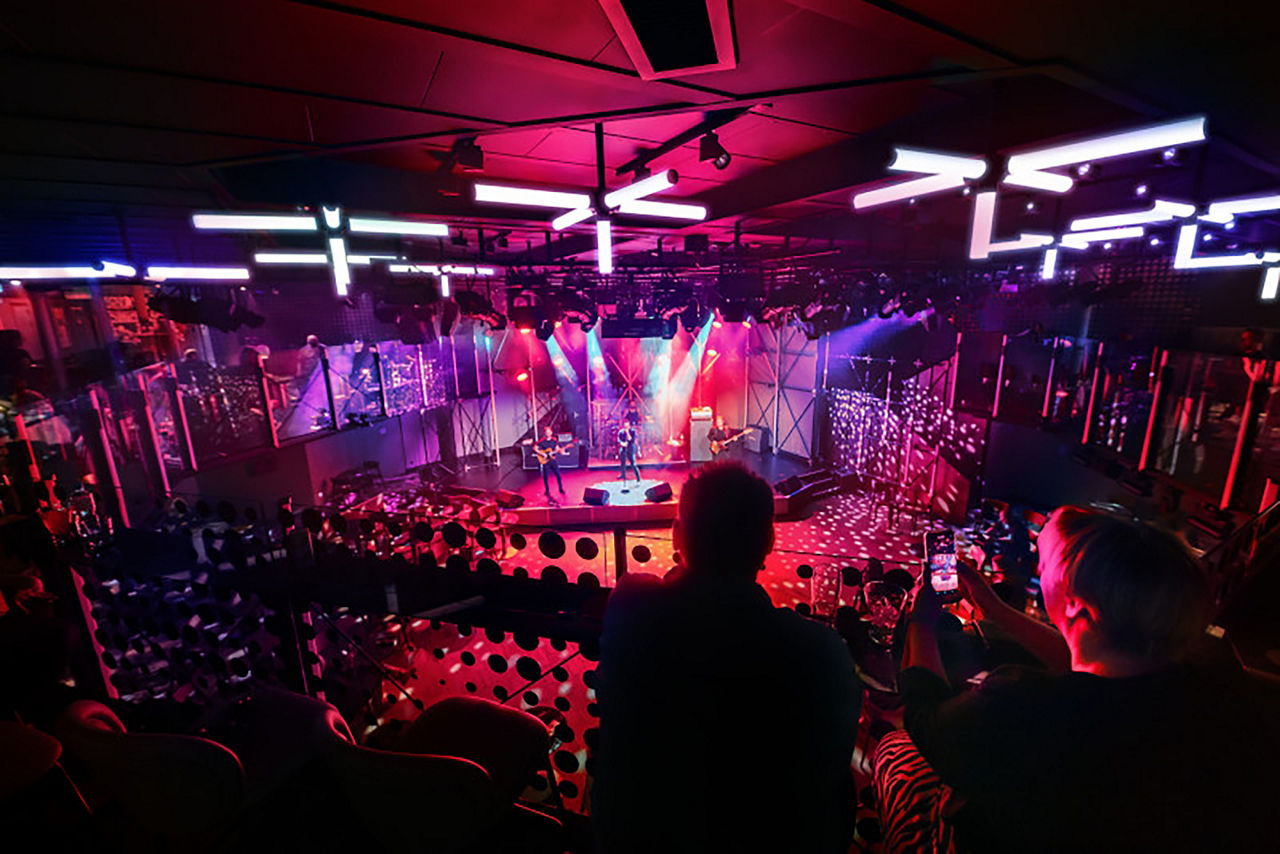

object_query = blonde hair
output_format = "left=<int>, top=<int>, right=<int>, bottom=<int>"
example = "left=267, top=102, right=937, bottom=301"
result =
left=1046, top=507, right=1212, bottom=661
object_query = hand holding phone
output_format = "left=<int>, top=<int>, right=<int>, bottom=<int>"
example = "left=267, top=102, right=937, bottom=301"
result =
left=924, top=530, right=961, bottom=602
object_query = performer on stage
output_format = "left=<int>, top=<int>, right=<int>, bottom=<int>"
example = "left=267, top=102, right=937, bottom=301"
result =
left=535, top=425, right=568, bottom=499
left=618, top=423, right=642, bottom=484
left=707, top=415, right=734, bottom=459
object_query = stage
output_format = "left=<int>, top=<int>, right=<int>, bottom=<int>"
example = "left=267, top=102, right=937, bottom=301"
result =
left=460, top=447, right=813, bottom=529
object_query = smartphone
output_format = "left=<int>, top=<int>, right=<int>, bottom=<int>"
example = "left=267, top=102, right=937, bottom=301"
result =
left=924, top=530, right=960, bottom=599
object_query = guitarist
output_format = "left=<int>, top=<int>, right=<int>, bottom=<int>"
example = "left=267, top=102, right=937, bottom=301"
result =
left=707, top=415, right=736, bottom=460
left=618, top=423, right=642, bottom=485
left=535, top=425, right=568, bottom=499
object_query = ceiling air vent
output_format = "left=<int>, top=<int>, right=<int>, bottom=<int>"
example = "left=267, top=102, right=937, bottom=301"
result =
left=597, top=0, right=737, bottom=80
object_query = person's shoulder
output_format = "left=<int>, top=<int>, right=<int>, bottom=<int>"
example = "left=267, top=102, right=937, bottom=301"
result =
left=768, top=604, right=852, bottom=657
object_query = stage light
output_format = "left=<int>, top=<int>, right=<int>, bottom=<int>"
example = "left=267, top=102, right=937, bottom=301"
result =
left=1149, top=237, right=1162, bottom=247
left=193, top=212, right=316, bottom=231
left=348, top=217, right=450, bottom=237
left=474, top=183, right=592, bottom=210
left=1025, top=201, right=1037, bottom=212
left=1076, top=163, right=1092, bottom=177
left=536, top=322, right=553, bottom=342
left=516, top=371, right=529, bottom=382
left=1135, top=183, right=1149, bottom=197
left=452, top=137, right=484, bottom=171
left=707, top=348, right=717, bottom=356
left=699, top=133, right=731, bottom=170
left=520, top=328, right=532, bottom=335
left=713, top=320, right=722, bottom=328
left=1003, top=115, right=1206, bottom=193
left=145, top=266, right=251, bottom=282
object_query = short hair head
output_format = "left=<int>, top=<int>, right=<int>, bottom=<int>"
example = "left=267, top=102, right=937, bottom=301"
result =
left=1039, top=507, right=1211, bottom=663
left=675, top=461, right=774, bottom=579
left=183, top=348, right=198, bottom=360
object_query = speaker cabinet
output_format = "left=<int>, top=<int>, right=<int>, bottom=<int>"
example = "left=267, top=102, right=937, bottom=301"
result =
left=583, top=487, right=610, bottom=506
left=644, top=482, right=673, bottom=503
left=495, top=489, right=525, bottom=509
left=690, top=410, right=713, bottom=462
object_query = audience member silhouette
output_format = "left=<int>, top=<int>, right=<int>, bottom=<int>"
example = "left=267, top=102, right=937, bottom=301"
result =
left=596, top=461, right=862, bottom=853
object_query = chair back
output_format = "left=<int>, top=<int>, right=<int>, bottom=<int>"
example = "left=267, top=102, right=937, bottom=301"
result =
left=327, top=739, right=498, bottom=853
left=55, top=699, right=244, bottom=837
left=399, top=696, right=551, bottom=802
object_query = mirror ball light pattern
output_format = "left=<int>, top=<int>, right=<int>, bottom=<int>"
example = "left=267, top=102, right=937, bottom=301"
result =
left=364, top=492, right=926, bottom=814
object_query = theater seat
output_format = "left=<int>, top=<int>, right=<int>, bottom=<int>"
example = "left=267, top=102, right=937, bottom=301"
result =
left=398, top=696, right=551, bottom=803
left=248, top=688, right=520, bottom=853
left=54, top=699, right=244, bottom=840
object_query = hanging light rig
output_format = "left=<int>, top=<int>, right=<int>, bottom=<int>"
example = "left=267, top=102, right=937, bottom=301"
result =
left=193, top=207, right=451, bottom=298
left=475, top=168, right=707, bottom=275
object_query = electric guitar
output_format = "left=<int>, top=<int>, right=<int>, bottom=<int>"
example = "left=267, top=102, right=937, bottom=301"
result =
left=710, top=427, right=755, bottom=457
left=534, top=439, right=576, bottom=466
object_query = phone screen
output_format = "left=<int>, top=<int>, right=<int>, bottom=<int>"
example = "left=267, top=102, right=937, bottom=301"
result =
left=925, top=531, right=959, bottom=593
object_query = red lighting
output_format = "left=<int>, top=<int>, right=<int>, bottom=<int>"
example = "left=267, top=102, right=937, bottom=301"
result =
left=516, top=371, right=529, bottom=381
left=520, top=328, right=533, bottom=335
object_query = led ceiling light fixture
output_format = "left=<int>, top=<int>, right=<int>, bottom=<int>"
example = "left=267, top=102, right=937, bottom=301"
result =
left=1069, top=200, right=1196, bottom=231
left=193, top=212, right=317, bottom=231
left=1003, top=116, right=1206, bottom=193
left=853, top=148, right=988, bottom=211
left=0, top=261, right=137, bottom=280
left=146, top=266, right=251, bottom=282
left=476, top=171, right=706, bottom=273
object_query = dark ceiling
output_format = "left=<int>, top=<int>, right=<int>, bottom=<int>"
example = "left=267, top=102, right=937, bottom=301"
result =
left=1, top=0, right=1278, bottom=269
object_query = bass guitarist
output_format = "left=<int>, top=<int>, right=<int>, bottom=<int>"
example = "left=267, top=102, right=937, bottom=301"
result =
left=707, top=415, right=743, bottom=459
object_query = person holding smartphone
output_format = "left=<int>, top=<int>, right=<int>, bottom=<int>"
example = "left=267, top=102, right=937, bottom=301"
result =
left=873, top=507, right=1278, bottom=853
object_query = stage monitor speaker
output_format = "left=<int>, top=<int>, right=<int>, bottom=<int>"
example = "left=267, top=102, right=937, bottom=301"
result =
left=583, top=487, right=610, bottom=506
left=495, top=489, right=524, bottom=509
left=644, top=482, right=673, bottom=503
left=776, top=475, right=803, bottom=495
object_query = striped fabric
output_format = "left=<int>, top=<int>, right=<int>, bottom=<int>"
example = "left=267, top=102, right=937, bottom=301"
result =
left=872, top=729, right=963, bottom=854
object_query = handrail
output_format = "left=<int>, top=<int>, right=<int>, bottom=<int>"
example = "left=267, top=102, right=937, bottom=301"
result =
left=1199, top=496, right=1280, bottom=566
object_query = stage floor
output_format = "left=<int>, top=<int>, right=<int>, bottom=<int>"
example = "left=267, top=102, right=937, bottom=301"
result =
left=464, top=447, right=812, bottom=513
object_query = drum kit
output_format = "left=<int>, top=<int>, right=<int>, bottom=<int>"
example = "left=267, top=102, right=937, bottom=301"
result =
left=594, top=407, right=669, bottom=460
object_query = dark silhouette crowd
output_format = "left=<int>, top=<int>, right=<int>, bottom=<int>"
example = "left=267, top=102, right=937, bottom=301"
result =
left=594, top=462, right=1280, bottom=853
